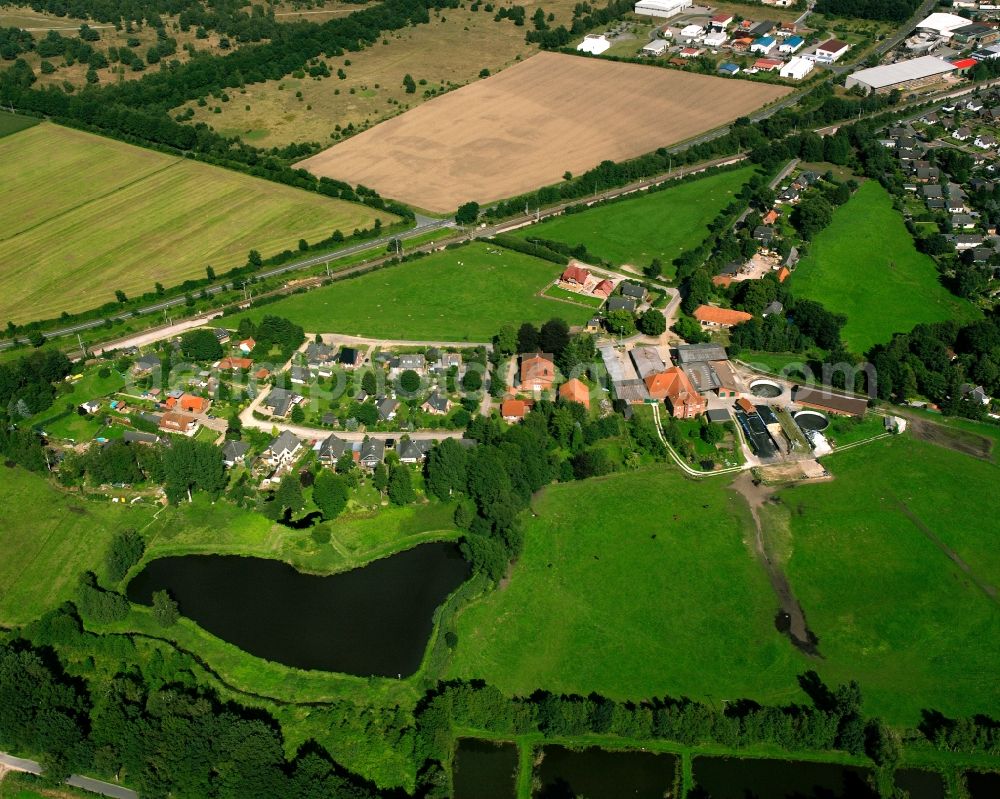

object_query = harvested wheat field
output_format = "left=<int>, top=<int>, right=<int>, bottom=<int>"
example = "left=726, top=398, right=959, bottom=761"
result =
left=295, top=52, right=791, bottom=213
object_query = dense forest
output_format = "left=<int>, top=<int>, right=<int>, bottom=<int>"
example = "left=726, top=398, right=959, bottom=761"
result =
left=814, top=0, right=921, bottom=22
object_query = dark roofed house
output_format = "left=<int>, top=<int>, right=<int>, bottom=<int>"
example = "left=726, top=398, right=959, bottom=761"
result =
left=762, top=300, right=784, bottom=317
left=221, top=440, right=249, bottom=467
left=607, top=296, right=638, bottom=313
left=359, top=438, right=385, bottom=469
left=676, top=343, right=728, bottom=364
left=133, top=354, right=161, bottom=375
left=620, top=281, right=646, bottom=301
left=395, top=353, right=427, bottom=372
left=264, top=387, right=296, bottom=417
left=793, top=385, right=868, bottom=416
left=399, top=438, right=433, bottom=464
left=753, top=225, right=775, bottom=244
left=318, top=433, right=348, bottom=463
left=377, top=397, right=400, bottom=421
left=306, top=342, right=334, bottom=363
left=706, top=408, right=731, bottom=423
left=123, top=430, right=162, bottom=446
left=421, top=391, right=452, bottom=415
left=290, top=366, right=311, bottom=384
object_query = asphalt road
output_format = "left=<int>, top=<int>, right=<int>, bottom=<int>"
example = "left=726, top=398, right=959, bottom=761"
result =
left=0, top=752, right=137, bottom=799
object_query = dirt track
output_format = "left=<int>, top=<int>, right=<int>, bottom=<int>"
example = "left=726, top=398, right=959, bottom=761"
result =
left=904, top=415, right=994, bottom=461
left=295, top=52, right=791, bottom=212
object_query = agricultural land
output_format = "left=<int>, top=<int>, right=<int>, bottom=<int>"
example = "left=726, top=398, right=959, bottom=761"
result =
left=513, top=165, right=757, bottom=277
left=228, top=241, right=593, bottom=339
left=0, top=122, right=394, bottom=324
left=790, top=181, right=979, bottom=354
left=448, top=436, right=1000, bottom=727
left=294, top=51, right=791, bottom=213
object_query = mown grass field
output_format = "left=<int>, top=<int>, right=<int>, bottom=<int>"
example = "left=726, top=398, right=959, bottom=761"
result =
left=0, top=111, right=38, bottom=138
left=447, top=468, right=807, bottom=706
left=790, top=181, right=978, bottom=353
left=774, top=435, right=1000, bottom=724
left=516, top=167, right=755, bottom=276
left=0, top=123, right=395, bottom=324
left=229, top=242, right=592, bottom=339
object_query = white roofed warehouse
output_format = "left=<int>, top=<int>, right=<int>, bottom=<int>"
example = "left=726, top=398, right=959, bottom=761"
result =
left=634, top=0, right=692, bottom=18
left=845, top=56, right=957, bottom=94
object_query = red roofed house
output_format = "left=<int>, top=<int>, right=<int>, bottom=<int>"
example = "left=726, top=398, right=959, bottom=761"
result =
left=694, top=305, right=753, bottom=328
left=520, top=353, right=556, bottom=393
left=710, top=12, right=733, bottom=29
left=254, top=367, right=271, bottom=380
left=592, top=279, right=614, bottom=299
left=558, top=378, right=591, bottom=409
left=238, top=338, right=256, bottom=354
left=762, top=209, right=780, bottom=225
left=754, top=58, right=783, bottom=71
left=561, top=262, right=591, bottom=287
left=646, top=368, right=706, bottom=418
left=951, top=58, right=977, bottom=73
left=737, top=397, right=756, bottom=414
left=501, top=397, right=532, bottom=422
left=680, top=46, right=702, bottom=57
left=179, top=393, right=208, bottom=414
left=777, top=266, right=791, bottom=283
left=219, top=357, right=253, bottom=371
left=159, top=412, right=199, bottom=436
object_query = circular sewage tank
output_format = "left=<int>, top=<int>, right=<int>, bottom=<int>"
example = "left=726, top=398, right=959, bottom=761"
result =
left=794, top=410, right=829, bottom=432
left=749, top=379, right=782, bottom=398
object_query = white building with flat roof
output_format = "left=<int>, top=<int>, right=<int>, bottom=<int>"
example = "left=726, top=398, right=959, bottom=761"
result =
left=577, top=34, right=611, bottom=54
left=845, top=55, right=956, bottom=94
left=780, top=56, right=814, bottom=80
left=917, top=12, right=973, bottom=37
left=634, top=0, right=692, bottom=19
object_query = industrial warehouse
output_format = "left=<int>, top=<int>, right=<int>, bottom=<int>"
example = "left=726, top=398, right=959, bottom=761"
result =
left=845, top=55, right=957, bottom=94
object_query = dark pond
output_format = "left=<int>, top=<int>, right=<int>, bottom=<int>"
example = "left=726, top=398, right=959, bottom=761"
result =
left=126, top=542, right=469, bottom=676
left=894, top=768, right=945, bottom=799
left=277, top=508, right=324, bottom=529
left=691, top=756, right=877, bottom=799
left=968, top=771, right=1000, bottom=798
left=453, top=739, right=518, bottom=799
left=534, top=746, right=678, bottom=799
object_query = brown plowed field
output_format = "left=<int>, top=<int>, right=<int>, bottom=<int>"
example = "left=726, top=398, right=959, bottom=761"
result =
left=294, top=52, right=792, bottom=213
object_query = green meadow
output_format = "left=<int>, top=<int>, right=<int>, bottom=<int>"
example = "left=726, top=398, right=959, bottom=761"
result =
left=229, top=242, right=592, bottom=339
left=449, top=435, right=1000, bottom=726
left=791, top=181, right=978, bottom=353
left=512, top=166, right=756, bottom=277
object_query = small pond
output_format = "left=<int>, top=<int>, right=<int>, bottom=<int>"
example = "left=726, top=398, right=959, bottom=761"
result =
left=968, top=770, right=1000, bottom=798
left=894, top=768, right=945, bottom=799
left=691, top=756, right=877, bottom=799
left=126, top=542, right=469, bottom=676
left=534, top=746, right=678, bottom=799
left=453, top=739, right=518, bottom=799
left=750, top=379, right=783, bottom=398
